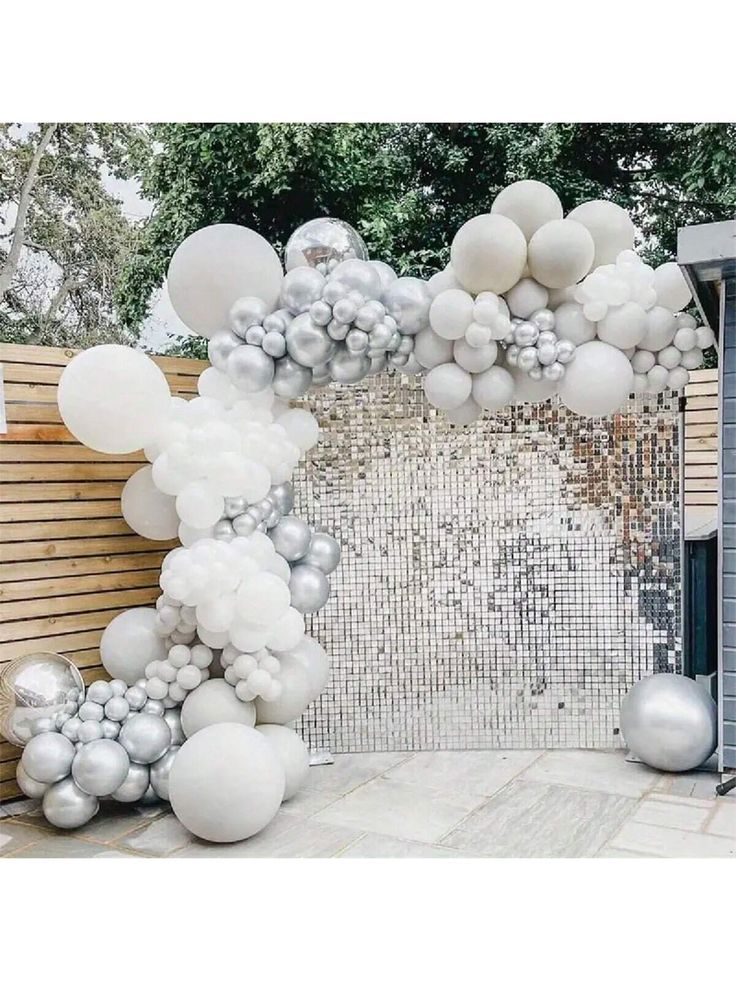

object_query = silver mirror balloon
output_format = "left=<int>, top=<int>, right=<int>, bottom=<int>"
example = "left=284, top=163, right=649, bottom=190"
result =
left=0, top=653, right=85, bottom=747
left=285, top=217, right=368, bottom=273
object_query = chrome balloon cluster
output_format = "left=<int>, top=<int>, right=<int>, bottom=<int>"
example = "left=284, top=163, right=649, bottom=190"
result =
left=213, top=482, right=294, bottom=541
left=504, top=309, right=576, bottom=383
left=16, top=675, right=183, bottom=829
left=268, top=514, right=341, bottom=616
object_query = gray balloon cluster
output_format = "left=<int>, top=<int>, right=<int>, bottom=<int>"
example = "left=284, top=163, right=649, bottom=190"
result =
left=504, top=309, right=576, bottom=383
left=208, top=257, right=431, bottom=399
left=269, top=515, right=341, bottom=615
left=213, top=482, right=295, bottom=542
left=17, top=676, right=183, bottom=828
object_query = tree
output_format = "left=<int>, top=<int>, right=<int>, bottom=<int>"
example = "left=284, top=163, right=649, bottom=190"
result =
left=0, top=123, right=150, bottom=347
left=116, top=123, right=736, bottom=339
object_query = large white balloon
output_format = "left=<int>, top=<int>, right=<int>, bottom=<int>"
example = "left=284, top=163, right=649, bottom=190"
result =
left=450, top=214, right=527, bottom=295
left=167, top=224, right=283, bottom=338
left=553, top=302, right=596, bottom=345
left=100, top=608, right=167, bottom=685
left=180, top=678, right=256, bottom=737
left=169, top=723, right=285, bottom=842
left=281, top=635, right=330, bottom=701
left=256, top=724, right=310, bottom=801
left=491, top=179, right=563, bottom=240
left=638, top=306, right=677, bottom=352
left=653, top=262, right=691, bottom=312
left=510, top=366, right=558, bottom=404
left=429, top=289, right=475, bottom=340
left=596, top=301, right=647, bottom=350
left=558, top=341, right=633, bottom=417
left=471, top=365, right=516, bottom=411
left=423, top=363, right=472, bottom=410
left=413, top=327, right=454, bottom=369
left=504, top=278, right=549, bottom=320
left=58, top=346, right=171, bottom=454
left=567, top=200, right=636, bottom=268
left=527, top=219, right=595, bottom=289
left=121, top=465, right=179, bottom=541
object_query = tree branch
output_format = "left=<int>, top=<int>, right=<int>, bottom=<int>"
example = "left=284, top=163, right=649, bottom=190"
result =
left=0, top=123, right=57, bottom=304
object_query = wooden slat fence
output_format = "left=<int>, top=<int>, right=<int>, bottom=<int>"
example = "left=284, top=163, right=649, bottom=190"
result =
left=0, top=343, right=207, bottom=801
left=684, top=368, right=718, bottom=521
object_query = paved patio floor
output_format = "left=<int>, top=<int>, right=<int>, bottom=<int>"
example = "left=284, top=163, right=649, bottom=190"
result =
left=1, top=749, right=734, bottom=858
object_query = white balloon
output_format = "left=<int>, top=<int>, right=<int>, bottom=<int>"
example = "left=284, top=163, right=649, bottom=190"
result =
left=58, top=346, right=171, bottom=454
left=653, top=262, right=691, bottom=312
left=450, top=214, right=527, bottom=295
left=101, top=608, right=167, bottom=685
left=429, top=289, right=475, bottom=340
left=427, top=266, right=462, bottom=298
left=277, top=408, right=319, bottom=451
left=175, top=482, right=225, bottom=529
left=657, top=346, right=682, bottom=369
left=413, top=327, right=454, bottom=369
left=167, top=224, right=283, bottom=338
left=631, top=350, right=656, bottom=374
left=527, top=219, right=595, bottom=289
left=596, top=301, right=647, bottom=349
left=547, top=285, right=579, bottom=310
left=423, top=363, right=472, bottom=410
left=553, top=302, right=596, bottom=345
left=647, top=364, right=669, bottom=394
left=121, top=465, right=179, bottom=541
left=471, top=365, right=516, bottom=411
left=558, top=341, right=633, bottom=417
left=668, top=366, right=690, bottom=391
left=566, top=200, right=636, bottom=268
left=169, top=723, right=284, bottom=842
left=256, top=724, right=310, bottom=801
left=180, top=678, right=256, bottom=737
left=680, top=348, right=704, bottom=370
left=255, top=655, right=313, bottom=724
left=453, top=338, right=497, bottom=374
left=444, top=396, right=482, bottom=425
left=673, top=326, right=697, bottom=352
left=510, top=366, right=558, bottom=404
left=637, top=306, right=677, bottom=352
left=504, top=278, right=549, bottom=320
left=491, top=179, right=563, bottom=241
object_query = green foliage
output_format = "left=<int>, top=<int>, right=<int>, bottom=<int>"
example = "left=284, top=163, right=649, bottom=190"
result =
left=116, top=123, right=736, bottom=338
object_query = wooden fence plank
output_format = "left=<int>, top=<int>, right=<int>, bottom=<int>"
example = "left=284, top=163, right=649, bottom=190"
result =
left=1, top=463, right=141, bottom=481
left=0, top=570, right=160, bottom=602
left=0, top=535, right=170, bottom=562
left=0, top=553, right=167, bottom=583
left=0, top=586, right=160, bottom=624
left=0, top=500, right=126, bottom=522
left=2, top=482, right=126, bottom=503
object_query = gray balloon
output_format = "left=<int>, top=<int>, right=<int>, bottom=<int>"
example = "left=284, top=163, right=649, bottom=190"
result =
left=270, top=515, right=312, bottom=562
left=302, top=532, right=341, bottom=574
left=279, top=267, right=326, bottom=314
left=268, top=482, right=294, bottom=515
left=21, top=732, right=75, bottom=784
left=383, top=277, right=431, bottom=335
left=163, top=708, right=185, bottom=746
left=142, top=699, right=165, bottom=717
left=620, top=674, right=717, bottom=772
left=289, top=564, right=331, bottom=614
left=16, top=760, right=49, bottom=799
left=149, top=746, right=180, bottom=801
left=100, top=718, right=121, bottom=740
left=207, top=329, right=242, bottom=371
left=111, top=762, right=150, bottom=802
left=118, top=713, right=171, bottom=764
left=367, top=353, right=388, bottom=376
left=125, top=686, right=147, bottom=711
left=272, top=356, right=313, bottom=398
left=286, top=313, right=336, bottom=368
left=328, top=349, right=371, bottom=384
left=42, top=777, right=99, bottom=829
left=72, top=739, right=130, bottom=796
left=226, top=345, right=275, bottom=393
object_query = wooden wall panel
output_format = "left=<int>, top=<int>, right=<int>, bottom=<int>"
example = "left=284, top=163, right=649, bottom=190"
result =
left=0, top=342, right=207, bottom=801
left=683, top=368, right=718, bottom=522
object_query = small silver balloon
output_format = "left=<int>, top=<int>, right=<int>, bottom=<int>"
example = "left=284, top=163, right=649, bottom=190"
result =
left=0, top=652, right=85, bottom=746
left=245, top=324, right=266, bottom=346
left=125, top=686, right=147, bottom=711
left=272, top=355, right=313, bottom=399
left=556, top=339, right=577, bottom=364
left=111, top=761, right=150, bottom=803
left=72, top=739, right=130, bottom=796
left=301, top=532, right=341, bottom=575
left=42, top=776, right=99, bottom=829
left=87, top=680, right=113, bottom=704
left=139, top=784, right=161, bottom=806
left=77, top=719, right=104, bottom=743
left=517, top=347, right=539, bottom=372
left=21, top=731, right=75, bottom=784
left=285, top=218, right=368, bottom=273
left=213, top=518, right=236, bottom=542
left=268, top=482, right=294, bottom=516
left=269, top=515, right=312, bottom=562
left=60, top=717, right=82, bottom=742
left=78, top=701, right=104, bottom=722
left=142, top=699, right=165, bottom=717
left=163, top=708, right=185, bottom=746
left=528, top=366, right=544, bottom=381
left=118, top=713, right=171, bottom=764
left=367, top=353, right=388, bottom=375
left=285, top=313, right=336, bottom=368
left=16, top=760, right=49, bottom=799
left=345, top=328, right=370, bottom=354
left=262, top=332, right=287, bottom=359
left=226, top=344, right=275, bottom=393
left=382, top=277, right=431, bottom=335
left=542, top=362, right=565, bottom=382
left=279, top=266, right=327, bottom=315
left=288, top=564, right=331, bottom=614
left=207, top=329, right=242, bottom=370
left=328, top=349, right=371, bottom=384
left=505, top=344, right=520, bottom=367
left=537, top=342, right=558, bottom=366
left=514, top=322, right=539, bottom=348
left=224, top=496, right=247, bottom=519
left=149, top=746, right=180, bottom=801
left=230, top=297, right=267, bottom=337
left=232, top=513, right=258, bottom=536
left=101, top=718, right=121, bottom=740
left=530, top=308, right=555, bottom=330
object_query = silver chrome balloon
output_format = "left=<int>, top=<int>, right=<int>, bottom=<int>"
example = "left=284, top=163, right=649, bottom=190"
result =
left=230, top=296, right=268, bottom=337
left=328, top=349, right=371, bottom=384
left=269, top=515, right=312, bottom=562
left=118, top=713, right=171, bottom=764
left=163, top=708, right=185, bottom=746
left=0, top=652, right=84, bottom=746
left=620, top=674, right=717, bottom=772
left=71, top=739, right=130, bottom=796
left=288, top=564, right=331, bottom=614
left=328, top=259, right=383, bottom=301
left=42, top=776, right=99, bottom=829
left=111, top=761, right=150, bottom=802
left=21, top=731, right=75, bottom=784
left=382, top=277, right=431, bottom=335
left=16, top=760, right=49, bottom=799
left=224, top=496, right=247, bottom=519
left=301, top=532, right=341, bottom=575
left=286, top=313, right=337, bottom=368
left=279, top=267, right=327, bottom=314
left=272, top=356, right=313, bottom=399
left=268, top=482, right=294, bottom=515
left=149, top=746, right=180, bottom=801
left=285, top=218, right=368, bottom=273
left=226, top=344, right=275, bottom=393
left=207, top=329, right=242, bottom=371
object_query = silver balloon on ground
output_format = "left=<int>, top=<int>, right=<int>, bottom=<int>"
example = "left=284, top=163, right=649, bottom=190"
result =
left=21, top=731, right=75, bottom=784
left=16, top=760, right=49, bottom=799
left=139, top=784, right=161, bottom=806
left=620, top=674, right=717, bottom=772
left=42, top=777, right=99, bottom=829
left=111, top=762, right=150, bottom=802
left=0, top=652, right=84, bottom=746
left=289, top=564, right=331, bottom=614
left=149, top=746, right=180, bottom=801
left=272, top=356, right=313, bottom=399
left=285, top=218, right=368, bottom=273
left=269, top=515, right=312, bottom=562
left=118, top=713, right=171, bottom=764
left=225, top=344, right=275, bottom=393
left=71, top=739, right=130, bottom=796
left=301, top=532, right=341, bottom=575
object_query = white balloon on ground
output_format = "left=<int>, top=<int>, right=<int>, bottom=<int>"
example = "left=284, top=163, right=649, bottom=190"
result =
left=450, top=214, right=527, bottom=295
left=179, top=678, right=256, bottom=737
left=553, top=302, right=596, bottom=345
left=121, top=465, right=179, bottom=540
left=527, top=219, right=595, bottom=289
left=504, top=278, right=550, bottom=320
left=444, top=396, right=482, bottom=425
left=58, top=346, right=171, bottom=454
left=471, top=365, right=516, bottom=411
left=169, top=723, right=285, bottom=842
left=413, top=327, right=454, bottom=369
left=166, top=224, right=283, bottom=338
left=566, top=200, right=636, bottom=267
left=256, top=724, right=310, bottom=801
left=596, top=301, right=647, bottom=349
left=101, top=608, right=167, bottom=685
left=558, top=341, right=633, bottom=417
left=653, top=262, right=691, bottom=312
left=491, top=179, right=563, bottom=241
left=423, top=363, right=472, bottom=410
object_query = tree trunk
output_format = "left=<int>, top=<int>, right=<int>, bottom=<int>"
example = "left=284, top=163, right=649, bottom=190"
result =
left=0, top=123, right=57, bottom=304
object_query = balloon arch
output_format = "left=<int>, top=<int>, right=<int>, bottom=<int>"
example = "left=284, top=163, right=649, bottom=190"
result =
left=4, top=180, right=717, bottom=842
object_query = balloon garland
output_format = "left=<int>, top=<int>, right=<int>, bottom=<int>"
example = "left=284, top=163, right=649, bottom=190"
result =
left=2, top=179, right=715, bottom=843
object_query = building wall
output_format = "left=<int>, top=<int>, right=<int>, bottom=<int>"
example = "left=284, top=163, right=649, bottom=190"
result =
left=294, top=372, right=682, bottom=754
left=720, top=278, right=736, bottom=769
